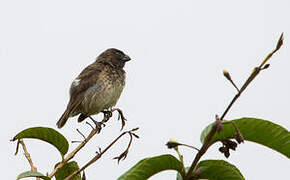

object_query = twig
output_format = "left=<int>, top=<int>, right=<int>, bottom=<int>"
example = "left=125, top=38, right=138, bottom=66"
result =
left=113, top=128, right=139, bottom=163
left=223, top=70, right=240, bottom=92
left=166, top=141, right=200, bottom=152
left=64, top=128, right=139, bottom=180
left=48, top=108, right=128, bottom=178
left=71, top=129, right=87, bottom=143
left=222, top=33, right=283, bottom=120
left=19, top=139, right=40, bottom=180
left=179, top=143, right=200, bottom=152
left=86, top=121, right=94, bottom=130
left=184, top=33, right=283, bottom=179
left=76, top=129, right=86, bottom=140
left=47, top=127, right=98, bottom=178
left=48, top=117, right=104, bottom=177
left=14, top=140, right=20, bottom=155
left=184, top=120, right=219, bottom=179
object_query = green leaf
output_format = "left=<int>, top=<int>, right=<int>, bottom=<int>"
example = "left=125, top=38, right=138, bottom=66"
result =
left=17, top=171, right=51, bottom=180
left=176, top=160, right=244, bottom=180
left=55, top=161, right=81, bottom=180
left=118, top=154, right=183, bottom=180
left=12, top=127, right=69, bottom=157
left=196, top=160, right=244, bottom=180
left=200, top=118, right=290, bottom=158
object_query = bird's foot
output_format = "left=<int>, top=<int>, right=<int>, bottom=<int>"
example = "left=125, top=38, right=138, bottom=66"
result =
left=101, top=110, right=113, bottom=123
left=99, top=108, right=127, bottom=131
left=89, top=116, right=105, bottom=133
left=111, top=108, right=127, bottom=131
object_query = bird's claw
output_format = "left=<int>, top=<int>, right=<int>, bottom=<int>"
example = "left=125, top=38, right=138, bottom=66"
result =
left=89, top=116, right=104, bottom=133
left=90, top=108, right=127, bottom=132
left=113, top=108, right=127, bottom=131
left=94, top=121, right=104, bottom=133
left=102, top=110, right=113, bottom=123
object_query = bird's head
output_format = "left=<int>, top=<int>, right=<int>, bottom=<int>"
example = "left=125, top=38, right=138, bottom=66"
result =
left=98, top=48, right=131, bottom=68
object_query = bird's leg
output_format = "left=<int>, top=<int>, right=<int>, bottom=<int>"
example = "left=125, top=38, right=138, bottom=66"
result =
left=101, top=110, right=113, bottom=123
left=111, top=108, right=127, bottom=131
left=88, top=116, right=104, bottom=133
left=99, top=108, right=127, bottom=131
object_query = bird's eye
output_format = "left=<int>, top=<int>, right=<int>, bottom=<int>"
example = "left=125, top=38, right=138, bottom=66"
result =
left=115, top=52, right=124, bottom=58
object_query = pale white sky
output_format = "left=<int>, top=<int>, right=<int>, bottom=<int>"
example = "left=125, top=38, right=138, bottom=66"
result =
left=1, top=0, right=289, bottom=179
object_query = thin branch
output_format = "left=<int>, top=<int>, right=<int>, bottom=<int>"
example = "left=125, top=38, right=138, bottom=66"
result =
left=222, top=33, right=283, bottom=120
left=184, top=119, right=219, bottom=179
left=76, top=129, right=86, bottom=140
left=86, top=121, right=94, bottom=130
left=223, top=121, right=244, bottom=144
left=19, top=139, right=40, bottom=180
left=48, top=117, right=104, bottom=177
left=184, top=33, right=283, bottom=179
left=223, top=70, right=240, bottom=92
left=166, top=141, right=200, bottom=152
left=229, top=78, right=240, bottom=92
left=179, top=143, right=200, bottom=152
left=113, top=133, right=133, bottom=163
left=71, top=129, right=87, bottom=143
left=176, top=150, right=185, bottom=177
left=14, top=140, right=20, bottom=155
left=48, top=108, right=128, bottom=178
left=48, top=128, right=98, bottom=178
left=64, top=128, right=139, bottom=180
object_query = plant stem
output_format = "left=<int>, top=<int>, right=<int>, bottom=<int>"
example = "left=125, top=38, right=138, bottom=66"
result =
left=184, top=33, right=283, bottom=179
left=64, top=128, right=138, bottom=180
left=48, top=108, right=128, bottom=178
left=47, top=128, right=98, bottom=178
left=20, top=139, right=40, bottom=180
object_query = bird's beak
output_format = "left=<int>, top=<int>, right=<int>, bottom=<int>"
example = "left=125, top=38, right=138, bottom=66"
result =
left=122, top=54, right=131, bottom=62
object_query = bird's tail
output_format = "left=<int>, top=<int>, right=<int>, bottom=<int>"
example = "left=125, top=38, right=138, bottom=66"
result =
left=56, top=109, right=70, bottom=128
left=57, top=96, right=82, bottom=128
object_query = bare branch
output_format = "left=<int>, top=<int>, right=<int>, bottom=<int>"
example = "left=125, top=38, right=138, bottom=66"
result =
left=64, top=128, right=139, bottom=180
left=166, top=141, right=200, bottom=152
left=223, top=70, right=240, bottom=92
left=48, top=108, right=128, bottom=178
left=19, top=139, right=40, bottom=180
left=86, top=121, right=94, bottom=130
left=223, top=121, right=244, bottom=143
left=76, top=129, right=86, bottom=140
left=71, top=129, right=88, bottom=143
left=184, top=33, right=284, bottom=179
left=14, top=139, right=20, bottom=155
left=113, top=133, right=133, bottom=163
left=48, top=128, right=99, bottom=178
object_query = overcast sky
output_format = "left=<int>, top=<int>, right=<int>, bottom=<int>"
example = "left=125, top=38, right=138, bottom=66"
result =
left=1, top=0, right=289, bottom=179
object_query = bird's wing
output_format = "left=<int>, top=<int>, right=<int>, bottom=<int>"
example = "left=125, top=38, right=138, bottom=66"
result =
left=67, top=62, right=104, bottom=114
left=70, top=63, right=104, bottom=96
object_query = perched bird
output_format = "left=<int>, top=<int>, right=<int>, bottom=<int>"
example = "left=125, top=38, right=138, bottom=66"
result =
left=57, top=48, right=131, bottom=128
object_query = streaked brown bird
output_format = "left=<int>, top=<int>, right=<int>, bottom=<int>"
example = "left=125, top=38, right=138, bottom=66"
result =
left=57, top=48, right=131, bottom=128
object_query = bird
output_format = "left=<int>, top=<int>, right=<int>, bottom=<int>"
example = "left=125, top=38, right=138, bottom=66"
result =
left=56, top=48, right=131, bottom=129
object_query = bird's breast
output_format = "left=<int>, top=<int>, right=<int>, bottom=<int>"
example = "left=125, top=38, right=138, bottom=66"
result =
left=81, top=68, right=125, bottom=115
